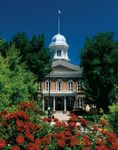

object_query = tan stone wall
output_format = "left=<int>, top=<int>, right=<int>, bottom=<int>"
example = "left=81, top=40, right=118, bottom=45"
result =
left=41, top=82, right=45, bottom=92
left=41, top=80, right=80, bottom=92
left=62, top=81, right=67, bottom=91
left=73, top=82, right=77, bottom=92
left=51, top=81, right=56, bottom=91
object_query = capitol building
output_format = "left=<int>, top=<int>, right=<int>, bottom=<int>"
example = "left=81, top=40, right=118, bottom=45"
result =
left=41, top=32, right=85, bottom=113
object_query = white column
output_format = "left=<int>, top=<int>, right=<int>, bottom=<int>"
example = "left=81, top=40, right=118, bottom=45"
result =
left=64, top=96, right=66, bottom=112
left=42, top=97, right=45, bottom=111
left=53, top=96, right=55, bottom=112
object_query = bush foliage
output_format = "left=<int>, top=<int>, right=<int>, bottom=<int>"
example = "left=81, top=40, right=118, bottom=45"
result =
left=0, top=101, right=118, bottom=150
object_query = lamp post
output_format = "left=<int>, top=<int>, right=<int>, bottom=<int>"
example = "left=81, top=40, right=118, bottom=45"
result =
left=48, top=72, right=51, bottom=118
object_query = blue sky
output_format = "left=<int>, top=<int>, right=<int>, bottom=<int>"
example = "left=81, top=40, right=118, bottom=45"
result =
left=0, top=0, right=118, bottom=64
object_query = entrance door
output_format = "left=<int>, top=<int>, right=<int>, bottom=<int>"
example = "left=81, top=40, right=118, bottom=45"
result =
left=56, top=97, right=64, bottom=110
left=67, top=97, right=75, bottom=111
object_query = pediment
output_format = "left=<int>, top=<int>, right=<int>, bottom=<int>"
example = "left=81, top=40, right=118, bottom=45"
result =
left=52, top=60, right=81, bottom=72
left=53, top=65, right=76, bottom=71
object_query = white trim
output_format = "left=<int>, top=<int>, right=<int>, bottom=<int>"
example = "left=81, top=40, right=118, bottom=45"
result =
left=67, top=80, right=74, bottom=91
left=77, top=81, right=83, bottom=92
left=45, top=80, right=50, bottom=92
left=56, top=79, right=63, bottom=91
left=53, top=97, right=55, bottom=111
left=57, top=49, right=62, bottom=57
left=64, top=96, right=66, bottom=111
left=43, top=91, right=76, bottom=96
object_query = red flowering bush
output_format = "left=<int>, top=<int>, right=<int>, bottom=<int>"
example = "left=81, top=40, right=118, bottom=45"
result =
left=0, top=102, right=118, bottom=150
left=16, top=135, right=25, bottom=144
left=0, top=139, right=6, bottom=149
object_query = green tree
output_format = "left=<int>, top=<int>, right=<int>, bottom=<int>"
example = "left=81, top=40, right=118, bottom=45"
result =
left=80, top=32, right=118, bottom=112
left=0, top=38, right=9, bottom=57
left=10, top=32, right=30, bottom=61
left=0, top=44, right=36, bottom=112
left=107, top=85, right=118, bottom=136
left=11, top=32, right=52, bottom=81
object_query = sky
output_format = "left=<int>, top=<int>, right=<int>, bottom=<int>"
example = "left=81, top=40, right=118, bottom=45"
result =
left=0, top=0, right=118, bottom=64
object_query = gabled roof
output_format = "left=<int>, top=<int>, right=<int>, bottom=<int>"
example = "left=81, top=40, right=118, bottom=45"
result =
left=46, top=60, right=83, bottom=78
left=52, top=60, right=81, bottom=71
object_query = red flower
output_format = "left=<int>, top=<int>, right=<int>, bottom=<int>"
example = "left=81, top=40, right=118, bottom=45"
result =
left=99, top=119, right=106, bottom=126
left=54, top=118, right=59, bottom=122
left=96, top=140, right=102, bottom=145
left=26, top=122, right=35, bottom=130
left=56, top=131, right=66, bottom=139
left=79, top=118, right=88, bottom=127
left=5, top=111, right=28, bottom=121
left=25, top=132, right=34, bottom=142
left=28, top=143, right=39, bottom=150
left=17, top=111, right=28, bottom=120
left=69, top=114, right=79, bottom=122
left=57, top=139, right=66, bottom=148
left=101, top=129, right=107, bottom=135
left=20, top=102, right=34, bottom=110
left=93, top=125, right=99, bottom=131
left=0, top=139, right=6, bottom=149
left=108, top=131, right=116, bottom=140
left=69, top=136, right=78, bottom=147
left=42, top=135, right=50, bottom=144
left=35, top=138, right=42, bottom=145
left=2, top=121, right=7, bottom=126
left=16, top=135, right=25, bottom=144
left=75, top=131, right=80, bottom=137
left=42, top=117, right=52, bottom=122
left=83, top=135, right=92, bottom=146
left=96, top=145, right=108, bottom=150
left=16, top=119, right=24, bottom=132
left=12, top=145, right=20, bottom=150
left=35, top=125, right=41, bottom=131
left=16, top=119, right=23, bottom=128
left=55, top=121, right=67, bottom=128
left=69, top=121, right=76, bottom=128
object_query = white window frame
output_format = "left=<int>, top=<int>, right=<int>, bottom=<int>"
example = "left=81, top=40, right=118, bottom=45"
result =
left=77, top=81, right=83, bottom=92
left=56, top=79, right=62, bottom=91
left=76, top=97, right=83, bottom=108
left=45, top=80, right=50, bottom=92
left=67, top=80, right=73, bottom=91
left=57, top=49, right=62, bottom=57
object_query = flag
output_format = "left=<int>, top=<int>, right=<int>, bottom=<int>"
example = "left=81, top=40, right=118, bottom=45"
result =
left=58, top=10, right=61, bottom=14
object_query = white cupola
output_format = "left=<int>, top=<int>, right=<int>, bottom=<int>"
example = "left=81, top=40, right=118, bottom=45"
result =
left=49, top=33, right=70, bottom=61
left=49, top=10, right=70, bottom=61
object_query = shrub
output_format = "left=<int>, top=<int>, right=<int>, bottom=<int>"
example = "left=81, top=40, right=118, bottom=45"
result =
left=107, top=102, right=118, bottom=137
left=0, top=106, right=118, bottom=150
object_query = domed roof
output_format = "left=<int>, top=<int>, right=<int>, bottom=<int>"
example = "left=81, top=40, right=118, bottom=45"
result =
left=52, top=34, right=66, bottom=42
left=49, top=33, right=69, bottom=47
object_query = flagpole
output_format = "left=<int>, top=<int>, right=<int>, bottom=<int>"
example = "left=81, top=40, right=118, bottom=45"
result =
left=58, top=15, right=60, bottom=34
left=58, top=10, right=61, bottom=34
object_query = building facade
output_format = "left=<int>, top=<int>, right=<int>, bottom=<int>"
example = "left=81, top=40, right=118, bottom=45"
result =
left=41, top=33, right=85, bottom=113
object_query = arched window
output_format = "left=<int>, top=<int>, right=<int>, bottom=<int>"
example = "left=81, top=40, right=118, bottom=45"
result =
left=77, top=81, right=83, bottom=92
left=57, top=49, right=61, bottom=57
left=77, top=97, right=83, bottom=108
left=45, top=80, right=50, bottom=91
left=56, top=79, right=62, bottom=91
left=67, top=80, right=73, bottom=91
